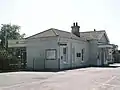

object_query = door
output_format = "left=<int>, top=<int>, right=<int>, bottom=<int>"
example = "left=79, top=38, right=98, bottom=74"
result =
left=72, top=47, right=75, bottom=67
left=97, top=52, right=101, bottom=66
left=60, top=46, right=68, bottom=69
left=101, top=48, right=105, bottom=65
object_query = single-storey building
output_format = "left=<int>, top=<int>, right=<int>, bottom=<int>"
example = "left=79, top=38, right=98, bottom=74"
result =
left=8, top=22, right=114, bottom=70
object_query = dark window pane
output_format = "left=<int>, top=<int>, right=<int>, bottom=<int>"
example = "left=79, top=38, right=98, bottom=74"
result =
left=63, top=48, right=66, bottom=54
left=76, top=53, right=81, bottom=57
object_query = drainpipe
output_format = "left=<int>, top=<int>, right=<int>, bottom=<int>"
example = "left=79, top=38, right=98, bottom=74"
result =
left=70, top=42, right=72, bottom=69
left=57, top=36, right=60, bottom=70
left=33, top=58, right=35, bottom=71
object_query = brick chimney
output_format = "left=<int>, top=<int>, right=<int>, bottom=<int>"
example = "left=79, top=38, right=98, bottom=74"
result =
left=71, top=22, right=80, bottom=37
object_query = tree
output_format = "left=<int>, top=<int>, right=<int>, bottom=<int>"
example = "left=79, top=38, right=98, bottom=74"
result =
left=0, top=24, right=25, bottom=48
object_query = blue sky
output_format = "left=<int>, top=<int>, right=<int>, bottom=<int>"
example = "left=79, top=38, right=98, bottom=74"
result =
left=0, top=0, right=120, bottom=48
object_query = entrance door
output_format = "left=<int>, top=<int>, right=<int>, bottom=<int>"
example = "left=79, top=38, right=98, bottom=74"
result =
left=72, top=47, right=75, bottom=67
left=101, top=48, right=105, bottom=65
left=97, top=52, right=101, bottom=66
left=60, top=46, right=68, bottom=69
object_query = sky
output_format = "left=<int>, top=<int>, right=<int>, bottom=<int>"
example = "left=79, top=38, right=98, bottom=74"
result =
left=0, top=0, right=120, bottom=48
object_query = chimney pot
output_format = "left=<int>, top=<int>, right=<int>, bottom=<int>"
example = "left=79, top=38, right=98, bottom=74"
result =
left=94, top=29, right=96, bottom=31
left=73, top=23, right=75, bottom=26
left=76, top=22, right=78, bottom=26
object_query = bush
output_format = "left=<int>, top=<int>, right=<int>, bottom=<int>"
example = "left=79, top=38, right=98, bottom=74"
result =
left=0, top=49, right=19, bottom=72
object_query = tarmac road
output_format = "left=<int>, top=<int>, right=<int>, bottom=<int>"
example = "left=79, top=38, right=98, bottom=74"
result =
left=0, top=64, right=120, bottom=90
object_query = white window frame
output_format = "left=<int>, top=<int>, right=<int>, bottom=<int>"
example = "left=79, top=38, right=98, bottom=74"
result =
left=45, top=49, right=57, bottom=60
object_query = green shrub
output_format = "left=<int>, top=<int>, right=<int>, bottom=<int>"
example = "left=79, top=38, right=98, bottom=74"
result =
left=0, top=49, right=19, bottom=71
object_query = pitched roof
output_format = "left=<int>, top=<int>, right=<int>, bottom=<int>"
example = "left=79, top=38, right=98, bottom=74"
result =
left=26, top=28, right=109, bottom=41
left=26, top=28, right=86, bottom=41
left=52, top=28, right=86, bottom=40
left=80, top=30, right=107, bottom=40
left=25, top=29, right=57, bottom=39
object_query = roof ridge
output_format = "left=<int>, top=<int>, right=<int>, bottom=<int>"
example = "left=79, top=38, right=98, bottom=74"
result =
left=81, top=30, right=105, bottom=33
left=53, top=28, right=71, bottom=33
left=26, top=28, right=55, bottom=39
left=51, top=29, right=59, bottom=36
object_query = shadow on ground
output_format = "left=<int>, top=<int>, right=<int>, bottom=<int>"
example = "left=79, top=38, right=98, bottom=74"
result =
left=22, top=64, right=120, bottom=72
left=92, top=65, right=120, bottom=68
left=1, top=64, right=120, bottom=73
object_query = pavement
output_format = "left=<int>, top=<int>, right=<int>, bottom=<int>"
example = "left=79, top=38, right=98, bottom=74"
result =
left=0, top=64, right=120, bottom=90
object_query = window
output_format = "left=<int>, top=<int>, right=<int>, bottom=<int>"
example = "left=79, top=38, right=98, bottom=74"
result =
left=82, top=48, right=85, bottom=61
left=63, top=47, right=68, bottom=63
left=46, top=49, right=56, bottom=60
left=76, top=53, right=81, bottom=57
left=63, top=48, right=66, bottom=54
left=82, top=49, right=84, bottom=54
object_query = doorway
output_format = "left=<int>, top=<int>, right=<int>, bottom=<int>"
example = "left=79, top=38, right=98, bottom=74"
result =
left=60, top=46, right=68, bottom=68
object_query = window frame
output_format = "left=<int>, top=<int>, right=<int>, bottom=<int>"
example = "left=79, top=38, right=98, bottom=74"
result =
left=45, top=49, right=57, bottom=60
left=63, top=47, right=68, bottom=63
